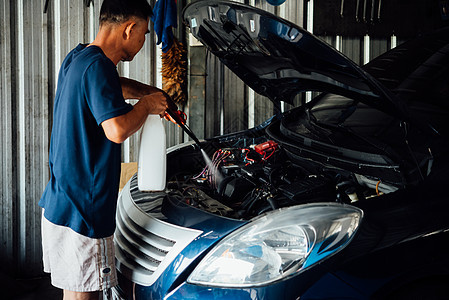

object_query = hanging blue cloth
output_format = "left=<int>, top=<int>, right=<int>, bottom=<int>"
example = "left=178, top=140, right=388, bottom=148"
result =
left=151, top=0, right=178, bottom=53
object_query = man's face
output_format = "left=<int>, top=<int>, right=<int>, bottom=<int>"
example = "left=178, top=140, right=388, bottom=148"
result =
left=122, top=17, right=150, bottom=62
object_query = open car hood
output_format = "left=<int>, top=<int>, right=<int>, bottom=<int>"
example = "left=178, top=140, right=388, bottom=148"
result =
left=183, top=0, right=406, bottom=117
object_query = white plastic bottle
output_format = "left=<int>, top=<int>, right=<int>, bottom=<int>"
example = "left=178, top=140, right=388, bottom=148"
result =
left=138, top=114, right=166, bottom=191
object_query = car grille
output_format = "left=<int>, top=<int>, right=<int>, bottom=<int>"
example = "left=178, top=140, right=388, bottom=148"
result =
left=115, top=174, right=202, bottom=286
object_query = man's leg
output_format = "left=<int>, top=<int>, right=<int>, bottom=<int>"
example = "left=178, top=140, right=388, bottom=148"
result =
left=41, top=214, right=117, bottom=296
left=63, top=290, right=100, bottom=300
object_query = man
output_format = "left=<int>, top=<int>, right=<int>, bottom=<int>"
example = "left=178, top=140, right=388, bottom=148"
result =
left=38, top=0, right=168, bottom=299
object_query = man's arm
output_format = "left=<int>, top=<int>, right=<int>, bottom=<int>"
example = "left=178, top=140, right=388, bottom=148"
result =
left=120, top=77, right=164, bottom=99
left=101, top=78, right=169, bottom=144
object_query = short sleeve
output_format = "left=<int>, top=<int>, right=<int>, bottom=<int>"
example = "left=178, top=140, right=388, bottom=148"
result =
left=83, top=58, right=133, bottom=125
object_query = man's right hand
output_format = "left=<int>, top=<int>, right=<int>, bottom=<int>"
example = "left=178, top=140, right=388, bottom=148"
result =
left=102, top=90, right=170, bottom=144
left=140, top=91, right=169, bottom=116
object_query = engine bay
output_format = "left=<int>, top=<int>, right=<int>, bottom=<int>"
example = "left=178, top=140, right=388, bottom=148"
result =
left=164, top=137, right=399, bottom=220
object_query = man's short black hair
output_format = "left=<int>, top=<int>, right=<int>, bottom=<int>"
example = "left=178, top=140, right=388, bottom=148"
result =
left=99, top=0, right=152, bottom=25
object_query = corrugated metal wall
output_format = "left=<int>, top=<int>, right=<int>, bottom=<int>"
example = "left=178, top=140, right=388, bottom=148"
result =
left=0, top=0, right=399, bottom=277
left=1, top=0, right=52, bottom=277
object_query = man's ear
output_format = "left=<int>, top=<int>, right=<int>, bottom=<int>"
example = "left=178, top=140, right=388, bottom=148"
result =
left=123, top=21, right=136, bottom=40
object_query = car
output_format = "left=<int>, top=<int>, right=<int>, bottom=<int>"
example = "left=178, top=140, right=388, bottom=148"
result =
left=112, top=1, right=449, bottom=299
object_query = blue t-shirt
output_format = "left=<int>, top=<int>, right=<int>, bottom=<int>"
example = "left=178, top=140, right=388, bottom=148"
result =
left=39, top=44, right=133, bottom=238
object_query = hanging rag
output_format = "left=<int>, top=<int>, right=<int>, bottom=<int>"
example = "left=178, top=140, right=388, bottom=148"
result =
left=151, top=0, right=178, bottom=53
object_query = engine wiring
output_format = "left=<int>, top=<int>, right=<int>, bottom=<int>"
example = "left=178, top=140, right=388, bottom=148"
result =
left=192, top=149, right=232, bottom=189
left=242, top=149, right=255, bottom=165
left=192, top=141, right=279, bottom=189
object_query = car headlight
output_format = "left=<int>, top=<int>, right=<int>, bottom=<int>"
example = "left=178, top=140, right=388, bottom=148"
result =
left=187, top=203, right=363, bottom=287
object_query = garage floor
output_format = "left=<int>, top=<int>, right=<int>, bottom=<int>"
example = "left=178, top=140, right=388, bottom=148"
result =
left=1, top=273, right=62, bottom=300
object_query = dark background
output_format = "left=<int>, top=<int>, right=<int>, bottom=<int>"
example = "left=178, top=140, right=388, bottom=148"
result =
left=314, top=0, right=449, bottom=38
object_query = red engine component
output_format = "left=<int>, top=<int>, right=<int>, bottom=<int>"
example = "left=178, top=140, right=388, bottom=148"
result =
left=254, top=140, right=278, bottom=156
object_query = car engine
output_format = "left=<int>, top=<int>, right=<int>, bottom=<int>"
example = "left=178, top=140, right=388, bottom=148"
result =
left=163, top=137, right=398, bottom=220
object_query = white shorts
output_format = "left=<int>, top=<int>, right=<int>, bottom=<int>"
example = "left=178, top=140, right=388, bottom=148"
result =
left=41, top=210, right=118, bottom=292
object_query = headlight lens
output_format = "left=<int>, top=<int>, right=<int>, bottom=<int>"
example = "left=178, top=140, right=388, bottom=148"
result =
left=187, top=203, right=362, bottom=287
